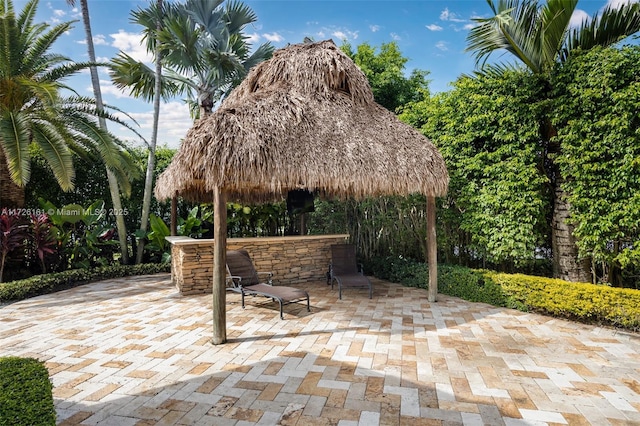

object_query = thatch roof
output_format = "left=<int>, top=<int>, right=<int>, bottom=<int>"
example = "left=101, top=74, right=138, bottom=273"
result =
left=155, top=39, right=448, bottom=203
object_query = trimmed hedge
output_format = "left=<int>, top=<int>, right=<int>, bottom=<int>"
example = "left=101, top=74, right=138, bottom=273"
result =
left=0, top=357, right=55, bottom=425
left=365, top=256, right=640, bottom=331
left=0, top=263, right=170, bottom=303
left=492, top=273, right=640, bottom=330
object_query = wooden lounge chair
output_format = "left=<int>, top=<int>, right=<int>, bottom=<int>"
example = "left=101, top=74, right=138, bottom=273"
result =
left=329, top=244, right=373, bottom=300
left=226, top=250, right=310, bottom=319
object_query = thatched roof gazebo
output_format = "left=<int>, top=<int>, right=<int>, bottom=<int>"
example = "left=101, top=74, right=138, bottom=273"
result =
left=156, top=40, right=448, bottom=344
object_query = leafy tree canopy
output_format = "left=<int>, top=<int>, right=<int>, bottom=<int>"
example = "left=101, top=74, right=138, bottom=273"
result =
left=341, top=41, right=429, bottom=113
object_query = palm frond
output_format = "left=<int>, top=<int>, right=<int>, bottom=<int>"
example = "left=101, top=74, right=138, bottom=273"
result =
left=38, top=61, right=93, bottom=84
left=61, top=96, right=147, bottom=144
left=0, top=1, right=22, bottom=77
left=158, top=12, right=202, bottom=75
left=15, top=76, right=61, bottom=108
left=0, top=111, right=31, bottom=186
left=22, top=21, right=74, bottom=74
left=30, top=119, right=74, bottom=191
left=183, top=0, right=225, bottom=35
left=16, top=0, right=39, bottom=36
left=224, top=0, right=258, bottom=34
left=110, top=53, right=182, bottom=102
left=463, top=61, right=527, bottom=80
left=131, top=0, right=173, bottom=53
left=539, top=0, right=577, bottom=67
left=562, top=2, right=640, bottom=62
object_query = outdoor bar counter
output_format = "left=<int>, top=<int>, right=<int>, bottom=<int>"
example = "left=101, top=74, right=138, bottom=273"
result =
left=166, top=234, right=349, bottom=295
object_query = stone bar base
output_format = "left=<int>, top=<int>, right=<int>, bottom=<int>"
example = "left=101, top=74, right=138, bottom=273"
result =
left=166, top=234, right=349, bottom=295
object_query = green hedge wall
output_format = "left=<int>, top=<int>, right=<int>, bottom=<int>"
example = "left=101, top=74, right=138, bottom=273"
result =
left=0, top=357, right=55, bottom=425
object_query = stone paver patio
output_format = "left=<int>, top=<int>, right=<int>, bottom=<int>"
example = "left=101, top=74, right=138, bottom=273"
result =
left=1, top=274, right=640, bottom=425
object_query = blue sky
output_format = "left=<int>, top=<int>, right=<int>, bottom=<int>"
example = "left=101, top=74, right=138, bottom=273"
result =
left=19, top=0, right=638, bottom=148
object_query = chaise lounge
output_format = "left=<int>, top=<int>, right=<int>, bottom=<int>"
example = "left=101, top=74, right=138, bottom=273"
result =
left=226, top=249, right=310, bottom=319
left=329, top=244, right=373, bottom=299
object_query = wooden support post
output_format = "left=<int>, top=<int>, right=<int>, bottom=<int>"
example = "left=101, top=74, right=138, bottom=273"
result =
left=212, top=188, right=227, bottom=345
left=427, top=195, right=438, bottom=302
left=170, top=192, right=178, bottom=236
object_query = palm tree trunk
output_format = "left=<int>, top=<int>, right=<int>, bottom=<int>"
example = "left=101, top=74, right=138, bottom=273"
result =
left=0, top=148, right=25, bottom=208
left=136, top=0, right=164, bottom=264
left=550, top=163, right=591, bottom=283
left=80, top=0, right=129, bottom=264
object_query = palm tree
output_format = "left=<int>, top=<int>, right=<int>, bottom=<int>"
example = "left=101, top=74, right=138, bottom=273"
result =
left=466, top=0, right=640, bottom=282
left=110, top=0, right=273, bottom=263
left=110, top=0, right=274, bottom=119
left=125, top=0, right=166, bottom=264
left=0, top=0, right=136, bottom=209
left=66, top=0, right=135, bottom=264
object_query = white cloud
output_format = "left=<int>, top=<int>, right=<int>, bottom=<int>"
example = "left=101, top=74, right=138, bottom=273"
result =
left=440, top=8, right=466, bottom=23
left=110, top=30, right=153, bottom=63
left=463, top=23, right=477, bottom=30
left=605, top=0, right=639, bottom=9
left=390, top=33, right=401, bottom=41
left=115, top=101, right=193, bottom=149
left=79, top=34, right=109, bottom=46
left=370, top=24, right=381, bottom=32
left=263, top=32, right=284, bottom=42
left=569, top=9, right=590, bottom=28
left=246, top=32, right=261, bottom=44
left=317, top=31, right=326, bottom=38
left=93, top=34, right=109, bottom=46
left=435, top=41, right=449, bottom=51
left=92, top=79, right=133, bottom=100
left=426, top=24, right=443, bottom=31
left=330, top=29, right=359, bottom=41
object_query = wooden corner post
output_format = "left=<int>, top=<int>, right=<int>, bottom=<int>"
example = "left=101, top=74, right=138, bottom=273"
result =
left=212, top=188, right=227, bottom=344
left=427, top=195, right=438, bottom=302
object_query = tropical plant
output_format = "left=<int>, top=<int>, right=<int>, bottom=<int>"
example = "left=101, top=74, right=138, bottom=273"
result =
left=29, top=213, right=57, bottom=274
left=144, top=213, right=171, bottom=263
left=465, top=0, right=640, bottom=281
left=65, top=0, right=138, bottom=264
left=0, top=211, right=29, bottom=282
left=38, top=199, right=118, bottom=269
left=110, top=0, right=273, bottom=264
left=0, top=0, right=139, bottom=201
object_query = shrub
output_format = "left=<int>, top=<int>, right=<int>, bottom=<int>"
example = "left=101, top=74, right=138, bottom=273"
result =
left=438, top=265, right=508, bottom=307
left=0, top=263, right=170, bottom=303
left=368, top=256, right=640, bottom=331
left=490, top=273, right=640, bottom=330
left=0, top=357, right=55, bottom=425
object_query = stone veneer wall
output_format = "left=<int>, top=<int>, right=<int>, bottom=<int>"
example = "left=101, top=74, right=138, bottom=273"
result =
left=167, top=234, right=349, bottom=295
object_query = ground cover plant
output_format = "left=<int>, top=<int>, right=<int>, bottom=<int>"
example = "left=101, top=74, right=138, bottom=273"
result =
left=0, top=357, right=55, bottom=425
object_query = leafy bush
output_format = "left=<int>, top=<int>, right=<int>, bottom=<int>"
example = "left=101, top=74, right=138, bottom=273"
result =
left=491, top=273, right=640, bottom=330
left=0, top=357, right=55, bottom=425
left=0, top=263, right=170, bottom=303
left=369, top=256, right=640, bottom=331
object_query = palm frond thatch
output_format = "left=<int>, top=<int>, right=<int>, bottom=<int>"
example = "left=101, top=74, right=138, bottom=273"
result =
left=155, top=40, right=448, bottom=203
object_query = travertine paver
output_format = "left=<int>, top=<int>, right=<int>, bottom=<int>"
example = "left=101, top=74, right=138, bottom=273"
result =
left=1, top=273, right=640, bottom=425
